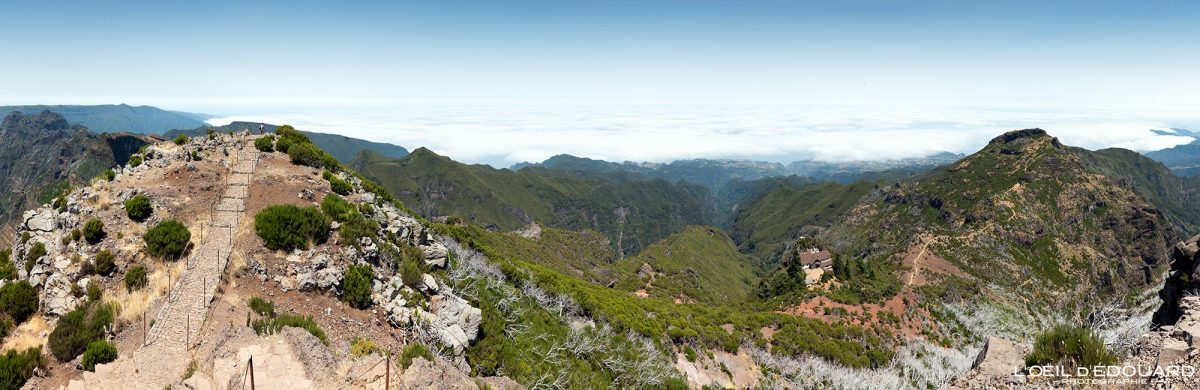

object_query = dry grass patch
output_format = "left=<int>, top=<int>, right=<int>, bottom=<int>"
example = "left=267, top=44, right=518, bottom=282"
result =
left=103, top=260, right=186, bottom=325
left=1, top=315, right=50, bottom=352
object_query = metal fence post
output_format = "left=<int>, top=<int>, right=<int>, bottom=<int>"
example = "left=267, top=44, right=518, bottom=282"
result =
left=249, top=355, right=256, bottom=390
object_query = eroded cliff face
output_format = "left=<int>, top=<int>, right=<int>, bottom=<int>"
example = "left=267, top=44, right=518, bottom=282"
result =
left=1154, top=234, right=1200, bottom=326
left=0, top=110, right=150, bottom=233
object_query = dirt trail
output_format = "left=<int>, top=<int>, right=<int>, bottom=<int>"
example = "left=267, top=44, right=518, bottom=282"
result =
left=69, top=141, right=259, bottom=390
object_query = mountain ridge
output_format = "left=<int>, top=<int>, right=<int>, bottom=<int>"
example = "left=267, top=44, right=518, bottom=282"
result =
left=0, top=104, right=208, bottom=134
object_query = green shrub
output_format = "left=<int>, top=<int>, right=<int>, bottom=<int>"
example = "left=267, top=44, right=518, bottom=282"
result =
left=23, top=242, right=45, bottom=273
left=71, top=228, right=81, bottom=242
left=275, top=137, right=294, bottom=154
left=328, top=175, right=352, bottom=195
left=124, top=195, right=153, bottom=222
left=400, top=258, right=422, bottom=288
left=251, top=313, right=327, bottom=345
left=399, top=343, right=432, bottom=369
left=143, top=219, right=191, bottom=259
left=350, top=336, right=381, bottom=357
left=48, top=303, right=114, bottom=362
left=319, top=195, right=378, bottom=245
left=254, top=136, right=275, bottom=152
left=93, top=250, right=116, bottom=276
left=128, top=155, right=142, bottom=168
left=254, top=205, right=330, bottom=251
left=0, top=314, right=12, bottom=340
left=0, top=281, right=38, bottom=324
left=173, top=134, right=188, bottom=145
left=53, top=196, right=67, bottom=212
left=0, top=250, right=15, bottom=281
left=273, top=125, right=307, bottom=154
left=1025, top=325, right=1117, bottom=370
left=86, top=281, right=101, bottom=303
left=0, top=347, right=47, bottom=390
left=103, top=169, right=116, bottom=181
left=286, top=142, right=323, bottom=167
left=684, top=345, right=697, bottom=362
left=320, top=194, right=357, bottom=222
left=80, top=340, right=117, bottom=371
left=342, top=265, right=373, bottom=309
left=248, top=296, right=275, bottom=317
left=83, top=219, right=106, bottom=244
left=124, top=264, right=148, bottom=292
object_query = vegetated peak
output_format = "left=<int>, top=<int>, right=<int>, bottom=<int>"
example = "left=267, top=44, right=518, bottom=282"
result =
left=987, top=128, right=1054, bottom=145
left=2, top=110, right=72, bottom=133
left=407, top=146, right=442, bottom=158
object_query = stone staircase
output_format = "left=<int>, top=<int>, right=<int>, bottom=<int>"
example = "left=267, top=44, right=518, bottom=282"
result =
left=68, top=143, right=259, bottom=390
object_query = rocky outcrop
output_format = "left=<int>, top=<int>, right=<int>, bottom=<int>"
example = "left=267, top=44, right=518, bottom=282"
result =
left=1154, top=234, right=1200, bottom=326
left=23, top=208, right=57, bottom=232
left=945, top=336, right=1038, bottom=389
left=399, top=357, right=525, bottom=390
left=1126, top=296, right=1200, bottom=389
left=421, top=295, right=482, bottom=354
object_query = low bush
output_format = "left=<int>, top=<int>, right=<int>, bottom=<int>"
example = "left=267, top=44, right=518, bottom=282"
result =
left=173, top=134, right=188, bottom=145
left=248, top=296, right=275, bottom=317
left=48, top=303, right=114, bottom=362
left=399, top=343, right=432, bottom=369
left=350, top=336, right=382, bottom=357
left=0, top=314, right=12, bottom=340
left=93, top=250, right=116, bottom=276
left=327, top=175, right=352, bottom=195
left=86, top=281, right=101, bottom=302
left=124, top=264, right=147, bottom=292
left=123, top=194, right=152, bottom=222
left=104, top=169, right=116, bottom=181
left=23, top=242, right=45, bottom=273
left=1025, top=325, right=1117, bottom=370
left=254, top=136, right=275, bottom=152
left=400, top=258, right=422, bottom=288
left=286, top=142, right=323, bottom=168
left=143, top=219, right=191, bottom=259
left=320, top=194, right=357, bottom=222
left=254, top=205, right=330, bottom=251
left=320, top=194, right=377, bottom=243
left=128, top=155, right=142, bottom=168
left=0, top=281, right=38, bottom=324
left=83, top=219, right=106, bottom=244
left=0, top=250, right=15, bottom=280
left=251, top=313, right=327, bottom=345
left=342, top=265, right=373, bottom=309
left=80, top=340, right=117, bottom=371
left=0, top=347, right=47, bottom=390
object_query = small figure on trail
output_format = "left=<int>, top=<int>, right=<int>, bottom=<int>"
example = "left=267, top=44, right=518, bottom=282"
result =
left=259, top=124, right=264, bottom=134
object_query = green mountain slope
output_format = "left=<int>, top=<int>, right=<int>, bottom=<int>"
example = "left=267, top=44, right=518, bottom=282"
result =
left=729, top=179, right=875, bottom=268
left=1146, top=139, right=1200, bottom=177
left=614, top=226, right=757, bottom=304
left=817, top=129, right=1174, bottom=317
left=351, top=148, right=713, bottom=255
left=1083, top=147, right=1200, bottom=236
left=0, top=104, right=207, bottom=134
left=516, top=154, right=790, bottom=192
left=0, top=111, right=150, bottom=232
left=165, top=122, right=408, bottom=164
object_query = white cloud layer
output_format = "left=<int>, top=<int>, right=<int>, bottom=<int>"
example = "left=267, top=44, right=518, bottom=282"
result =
left=206, top=104, right=1198, bottom=167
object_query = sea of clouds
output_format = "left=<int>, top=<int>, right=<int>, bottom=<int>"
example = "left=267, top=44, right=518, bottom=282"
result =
left=205, top=104, right=1197, bottom=167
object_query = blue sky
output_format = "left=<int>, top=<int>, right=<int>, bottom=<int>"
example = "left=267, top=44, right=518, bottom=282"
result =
left=2, top=0, right=1198, bottom=164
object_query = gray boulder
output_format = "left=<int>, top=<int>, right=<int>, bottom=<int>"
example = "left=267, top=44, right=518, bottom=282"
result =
left=23, top=209, right=56, bottom=232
